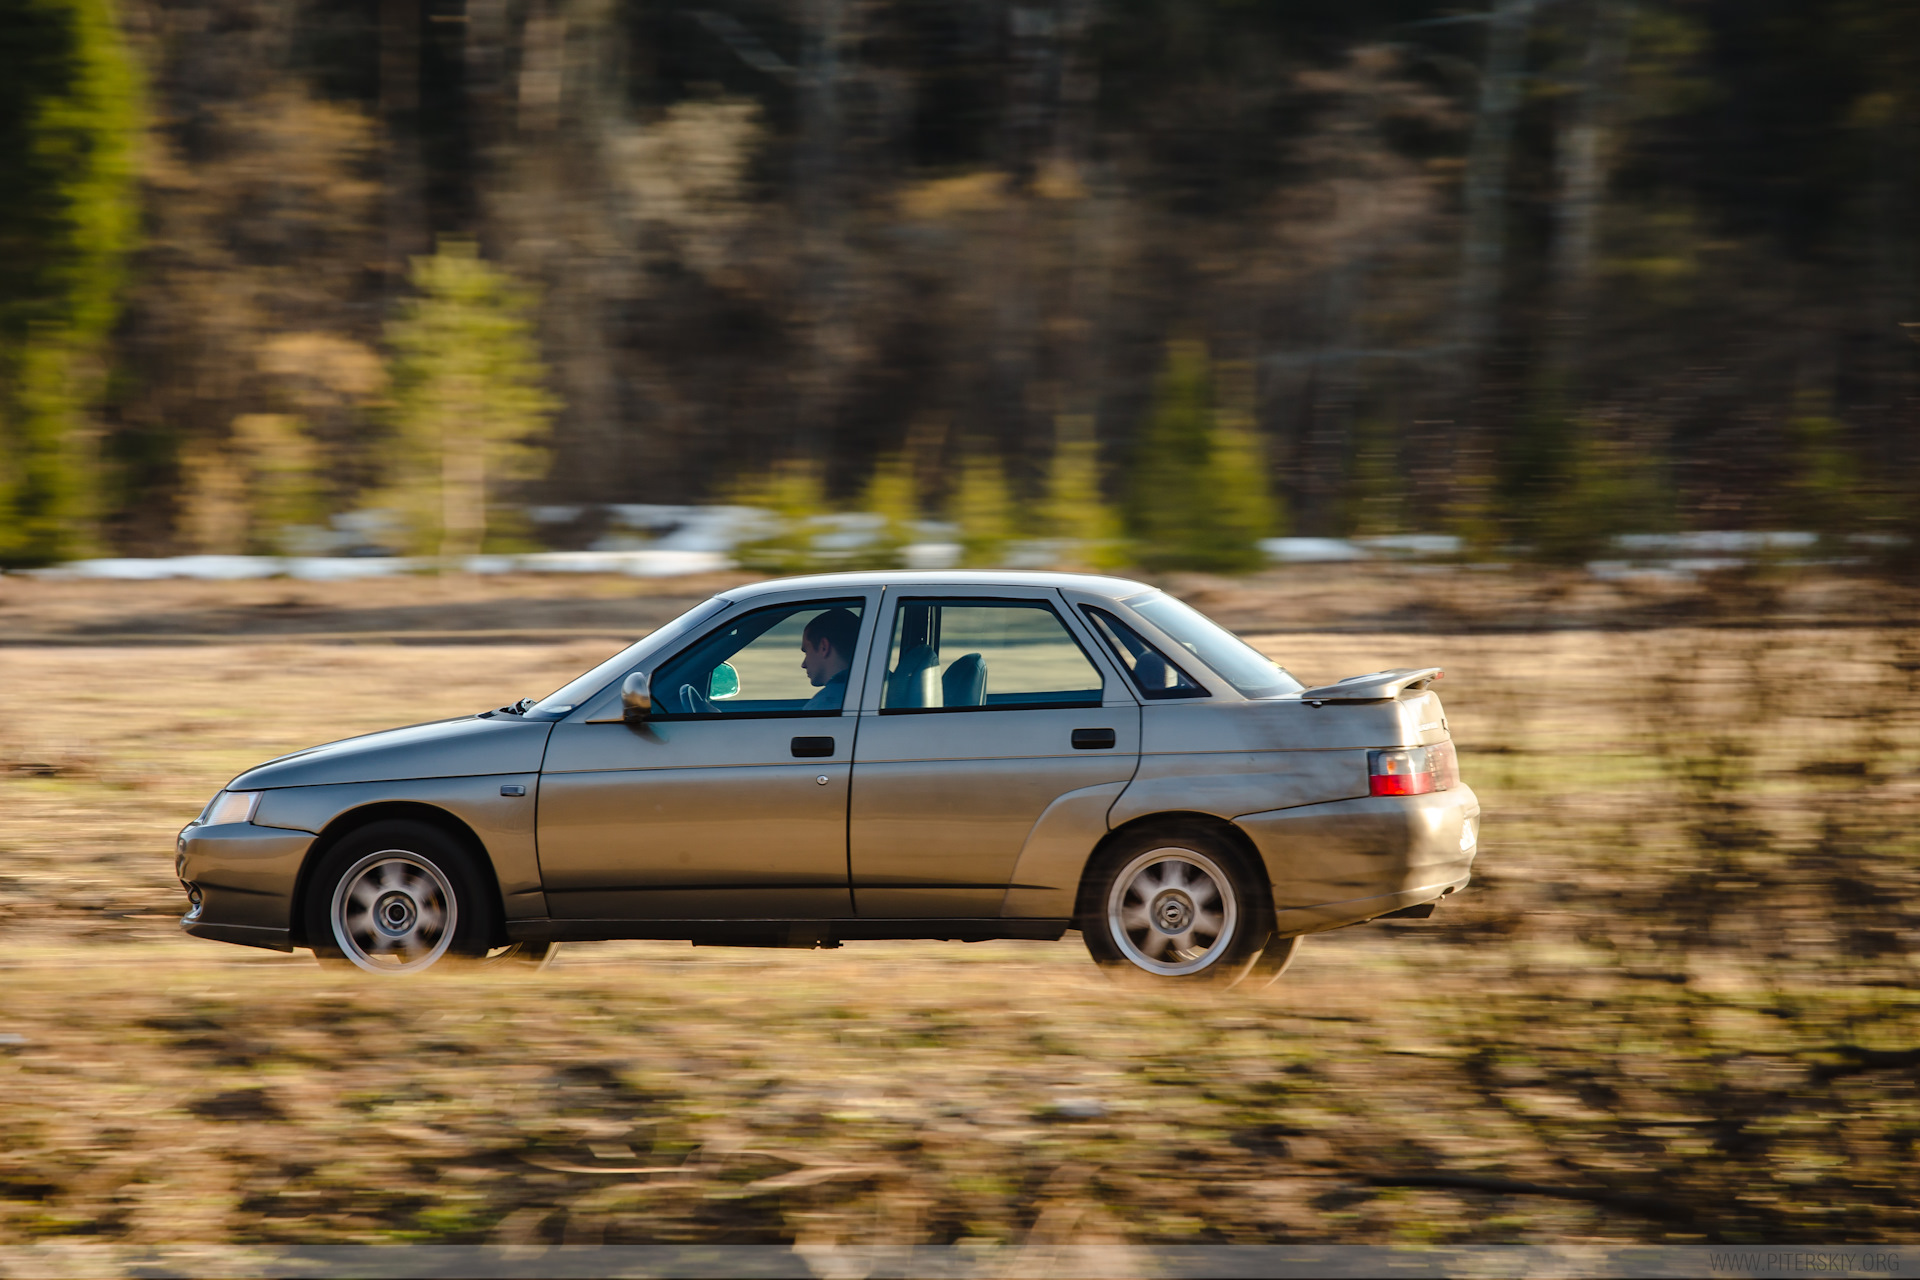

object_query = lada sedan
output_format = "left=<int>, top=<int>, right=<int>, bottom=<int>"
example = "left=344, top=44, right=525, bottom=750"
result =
left=176, top=571, right=1479, bottom=985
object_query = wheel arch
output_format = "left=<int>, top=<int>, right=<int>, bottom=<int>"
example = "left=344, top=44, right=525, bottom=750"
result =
left=290, top=801, right=508, bottom=948
left=1073, top=809, right=1276, bottom=928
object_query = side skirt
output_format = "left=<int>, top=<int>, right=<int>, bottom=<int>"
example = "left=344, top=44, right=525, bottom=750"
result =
left=505, top=918, right=1071, bottom=947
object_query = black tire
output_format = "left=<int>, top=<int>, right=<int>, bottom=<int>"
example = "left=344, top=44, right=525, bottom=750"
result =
left=1080, top=823, right=1272, bottom=986
left=304, top=820, right=495, bottom=973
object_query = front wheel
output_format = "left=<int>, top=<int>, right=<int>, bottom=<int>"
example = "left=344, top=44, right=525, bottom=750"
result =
left=306, top=821, right=494, bottom=974
left=1081, top=826, right=1271, bottom=986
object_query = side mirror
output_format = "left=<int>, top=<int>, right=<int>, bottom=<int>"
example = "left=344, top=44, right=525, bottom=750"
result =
left=620, top=671, right=653, bottom=723
left=708, top=661, right=740, bottom=700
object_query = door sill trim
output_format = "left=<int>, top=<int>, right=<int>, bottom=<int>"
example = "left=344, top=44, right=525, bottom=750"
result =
left=506, top=917, right=1070, bottom=945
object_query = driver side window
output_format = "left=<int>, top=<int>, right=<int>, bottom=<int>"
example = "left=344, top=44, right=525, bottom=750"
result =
left=649, top=599, right=865, bottom=718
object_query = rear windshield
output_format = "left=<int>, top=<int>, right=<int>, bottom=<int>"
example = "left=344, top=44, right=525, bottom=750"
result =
left=1125, top=593, right=1303, bottom=699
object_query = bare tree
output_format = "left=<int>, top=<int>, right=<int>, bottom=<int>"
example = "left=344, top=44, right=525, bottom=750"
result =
left=380, top=0, right=428, bottom=283
left=1455, top=0, right=1534, bottom=367
left=485, top=0, right=637, bottom=503
left=1545, top=0, right=1634, bottom=387
left=792, top=0, right=852, bottom=460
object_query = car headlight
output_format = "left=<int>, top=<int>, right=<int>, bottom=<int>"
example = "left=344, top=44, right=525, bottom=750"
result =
left=203, top=791, right=260, bottom=827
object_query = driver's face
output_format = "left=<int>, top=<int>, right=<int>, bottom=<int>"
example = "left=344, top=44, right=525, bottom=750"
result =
left=799, top=634, right=846, bottom=687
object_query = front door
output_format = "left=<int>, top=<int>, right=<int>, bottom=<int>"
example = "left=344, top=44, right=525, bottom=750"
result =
left=538, top=593, right=876, bottom=919
left=849, top=591, right=1140, bottom=917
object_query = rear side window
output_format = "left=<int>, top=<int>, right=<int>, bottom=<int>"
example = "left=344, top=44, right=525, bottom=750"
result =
left=1083, top=607, right=1208, bottom=700
left=881, top=598, right=1103, bottom=712
left=1126, top=592, right=1303, bottom=698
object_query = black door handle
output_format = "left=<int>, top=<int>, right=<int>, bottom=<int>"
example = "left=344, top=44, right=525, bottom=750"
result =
left=791, top=736, right=835, bottom=758
left=1071, top=728, right=1117, bottom=750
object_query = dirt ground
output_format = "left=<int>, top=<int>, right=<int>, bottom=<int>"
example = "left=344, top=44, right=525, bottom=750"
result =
left=4, top=559, right=1913, bottom=644
left=0, top=571, right=746, bottom=644
left=1, top=567, right=1916, bottom=1248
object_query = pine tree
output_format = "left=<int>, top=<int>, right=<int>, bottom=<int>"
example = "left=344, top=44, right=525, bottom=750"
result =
left=1128, top=342, right=1277, bottom=573
left=854, top=453, right=918, bottom=568
left=730, top=460, right=831, bottom=575
left=952, top=451, right=1014, bottom=568
left=1042, top=415, right=1126, bottom=569
left=381, top=240, right=557, bottom=562
left=0, top=0, right=140, bottom=565
left=231, top=414, right=325, bottom=554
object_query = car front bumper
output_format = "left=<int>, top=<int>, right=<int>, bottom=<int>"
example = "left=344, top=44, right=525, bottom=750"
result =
left=175, top=820, right=315, bottom=952
left=1235, top=783, right=1480, bottom=937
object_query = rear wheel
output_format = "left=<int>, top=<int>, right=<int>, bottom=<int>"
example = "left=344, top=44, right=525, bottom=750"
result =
left=1081, top=826, right=1271, bottom=986
left=306, top=821, right=494, bottom=974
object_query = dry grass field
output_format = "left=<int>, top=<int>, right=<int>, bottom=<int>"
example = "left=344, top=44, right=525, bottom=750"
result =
left=1, top=567, right=1917, bottom=1248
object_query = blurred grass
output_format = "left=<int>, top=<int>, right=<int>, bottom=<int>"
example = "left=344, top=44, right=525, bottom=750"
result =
left=1, top=583, right=1917, bottom=1245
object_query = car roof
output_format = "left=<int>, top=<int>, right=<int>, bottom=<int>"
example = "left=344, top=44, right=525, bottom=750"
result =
left=718, top=569, right=1157, bottom=602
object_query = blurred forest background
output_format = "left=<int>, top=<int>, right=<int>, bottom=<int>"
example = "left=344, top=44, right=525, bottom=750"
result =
left=5, top=0, right=1920, bottom=568
left=7, top=0, right=1920, bottom=1243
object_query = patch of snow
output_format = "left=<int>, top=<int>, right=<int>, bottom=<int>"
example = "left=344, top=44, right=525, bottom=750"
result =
left=1356, top=534, right=1463, bottom=557
left=1612, top=531, right=1817, bottom=554
left=1261, top=537, right=1369, bottom=563
left=904, top=542, right=962, bottom=570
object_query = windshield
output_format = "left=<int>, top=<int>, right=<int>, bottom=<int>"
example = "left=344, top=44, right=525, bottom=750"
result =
left=1125, top=593, right=1303, bottom=699
left=524, top=596, right=732, bottom=718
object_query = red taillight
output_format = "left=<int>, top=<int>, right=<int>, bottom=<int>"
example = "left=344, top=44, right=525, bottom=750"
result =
left=1369, top=752, right=1435, bottom=795
left=1369, top=741, right=1456, bottom=796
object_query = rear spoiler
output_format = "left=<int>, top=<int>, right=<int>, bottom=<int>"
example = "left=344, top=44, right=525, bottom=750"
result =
left=1297, top=667, right=1443, bottom=704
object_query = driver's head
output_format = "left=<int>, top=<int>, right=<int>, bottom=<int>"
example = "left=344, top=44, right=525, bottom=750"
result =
left=800, top=608, right=860, bottom=686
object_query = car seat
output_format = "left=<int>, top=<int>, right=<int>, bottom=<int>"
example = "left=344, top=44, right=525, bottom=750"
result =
left=941, top=652, right=987, bottom=707
left=885, top=644, right=940, bottom=708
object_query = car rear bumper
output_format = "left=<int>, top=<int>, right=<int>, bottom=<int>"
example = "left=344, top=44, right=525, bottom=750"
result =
left=1234, top=784, right=1479, bottom=937
left=175, top=821, right=313, bottom=952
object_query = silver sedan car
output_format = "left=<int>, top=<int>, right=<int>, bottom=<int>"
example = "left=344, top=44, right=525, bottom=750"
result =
left=176, top=571, right=1479, bottom=985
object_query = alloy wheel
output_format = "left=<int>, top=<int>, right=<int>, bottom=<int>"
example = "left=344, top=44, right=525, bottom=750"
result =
left=330, top=850, right=458, bottom=973
left=1106, top=846, right=1239, bottom=976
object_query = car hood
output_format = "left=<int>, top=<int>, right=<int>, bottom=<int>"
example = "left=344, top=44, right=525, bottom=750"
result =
left=229, top=715, right=554, bottom=790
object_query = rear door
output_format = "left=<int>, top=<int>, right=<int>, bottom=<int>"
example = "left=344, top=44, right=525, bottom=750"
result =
left=848, top=588, right=1140, bottom=917
left=537, top=589, right=878, bottom=919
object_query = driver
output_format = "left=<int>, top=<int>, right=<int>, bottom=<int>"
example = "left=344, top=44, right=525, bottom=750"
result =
left=799, top=608, right=860, bottom=710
